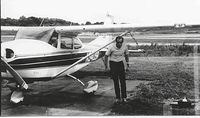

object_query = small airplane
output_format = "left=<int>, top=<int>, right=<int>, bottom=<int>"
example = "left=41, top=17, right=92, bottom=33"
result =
left=1, top=23, right=169, bottom=104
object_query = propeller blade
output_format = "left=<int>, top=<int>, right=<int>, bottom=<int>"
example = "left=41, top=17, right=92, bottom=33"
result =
left=1, top=57, right=28, bottom=90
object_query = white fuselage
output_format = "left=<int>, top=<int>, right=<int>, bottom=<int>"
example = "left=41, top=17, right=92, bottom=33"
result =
left=1, top=62, right=90, bottom=78
left=1, top=36, right=110, bottom=79
left=1, top=39, right=91, bottom=78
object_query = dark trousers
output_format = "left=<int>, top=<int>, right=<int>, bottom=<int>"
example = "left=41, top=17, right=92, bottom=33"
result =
left=109, top=61, right=127, bottom=99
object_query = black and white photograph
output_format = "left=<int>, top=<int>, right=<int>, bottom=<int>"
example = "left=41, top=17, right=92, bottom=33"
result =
left=1, top=0, right=200, bottom=116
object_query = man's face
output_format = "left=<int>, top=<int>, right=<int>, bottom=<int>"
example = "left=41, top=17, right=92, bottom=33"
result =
left=116, top=38, right=123, bottom=49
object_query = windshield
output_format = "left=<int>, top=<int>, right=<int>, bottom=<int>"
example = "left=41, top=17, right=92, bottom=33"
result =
left=15, top=27, right=55, bottom=43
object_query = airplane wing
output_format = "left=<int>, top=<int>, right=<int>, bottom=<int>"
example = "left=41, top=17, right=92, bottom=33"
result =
left=55, top=24, right=174, bottom=33
left=1, top=24, right=174, bottom=35
left=1, top=26, right=21, bottom=35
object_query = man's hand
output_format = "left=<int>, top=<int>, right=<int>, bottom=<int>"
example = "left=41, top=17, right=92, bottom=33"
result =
left=104, top=55, right=109, bottom=71
left=126, top=63, right=129, bottom=72
left=105, top=64, right=108, bottom=70
left=127, top=63, right=129, bottom=68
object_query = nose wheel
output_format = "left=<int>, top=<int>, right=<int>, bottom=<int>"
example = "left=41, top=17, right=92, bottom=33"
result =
left=10, top=84, right=24, bottom=104
left=6, top=84, right=25, bottom=104
left=10, top=90, right=24, bottom=104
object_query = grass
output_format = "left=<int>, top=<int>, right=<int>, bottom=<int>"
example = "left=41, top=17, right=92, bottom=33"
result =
left=78, top=56, right=199, bottom=115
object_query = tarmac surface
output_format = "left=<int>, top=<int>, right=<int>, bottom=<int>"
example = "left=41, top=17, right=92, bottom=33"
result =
left=1, top=75, right=148, bottom=116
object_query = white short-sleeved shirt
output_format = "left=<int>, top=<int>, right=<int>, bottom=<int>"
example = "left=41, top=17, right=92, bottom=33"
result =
left=106, top=43, right=129, bottom=62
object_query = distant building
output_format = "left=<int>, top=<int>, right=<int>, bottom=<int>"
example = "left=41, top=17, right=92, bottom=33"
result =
left=174, top=24, right=186, bottom=28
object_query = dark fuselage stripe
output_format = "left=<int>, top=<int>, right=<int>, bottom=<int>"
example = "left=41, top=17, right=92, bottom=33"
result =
left=8, top=52, right=87, bottom=69
left=9, top=52, right=87, bottom=64
left=8, top=51, right=106, bottom=70
left=11, top=58, right=86, bottom=69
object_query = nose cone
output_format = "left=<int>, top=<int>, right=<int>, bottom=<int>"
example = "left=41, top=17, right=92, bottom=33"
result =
left=1, top=42, right=8, bottom=59
left=1, top=47, right=6, bottom=58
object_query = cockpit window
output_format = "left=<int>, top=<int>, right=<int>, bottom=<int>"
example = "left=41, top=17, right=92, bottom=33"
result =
left=48, top=32, right=58, bottom=48
left=61, top=37, right=82, bottom=49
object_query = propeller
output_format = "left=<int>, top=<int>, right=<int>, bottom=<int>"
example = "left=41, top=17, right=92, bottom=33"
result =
left=1, top=57, right=28, bottom=90
left=1, top=57, right=28, bottom=103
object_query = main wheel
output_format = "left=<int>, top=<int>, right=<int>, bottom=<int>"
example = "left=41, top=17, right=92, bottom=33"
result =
left=83, top=80, right=98, bottom=94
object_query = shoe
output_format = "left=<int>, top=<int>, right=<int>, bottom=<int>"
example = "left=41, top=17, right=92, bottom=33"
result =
left=122, top=98, right=127, bottom=102
left=115, top=98, right=121, bottom=103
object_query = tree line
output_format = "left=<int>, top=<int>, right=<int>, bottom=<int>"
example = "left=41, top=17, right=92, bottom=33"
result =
left=1, top=16, right=104, bottom=26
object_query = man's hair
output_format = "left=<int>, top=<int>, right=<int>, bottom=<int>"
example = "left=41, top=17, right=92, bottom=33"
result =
left=115, top=36, right=124, bottom=43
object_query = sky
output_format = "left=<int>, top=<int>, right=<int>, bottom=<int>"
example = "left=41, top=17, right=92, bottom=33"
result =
left=1, top=0, right=200, bottom=25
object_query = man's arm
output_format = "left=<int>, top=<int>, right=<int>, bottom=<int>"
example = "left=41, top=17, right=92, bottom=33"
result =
left=124, top=45, right=129, bottom=67
left=104, top=55, right=109, bottom=69
left=125, top=54, right=129, bottom=67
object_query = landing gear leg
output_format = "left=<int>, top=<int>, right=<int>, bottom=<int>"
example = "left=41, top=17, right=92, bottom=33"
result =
left=66, top=74, right=98, bottom=94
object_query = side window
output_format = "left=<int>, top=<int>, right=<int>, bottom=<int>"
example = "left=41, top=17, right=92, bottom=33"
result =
left=73, top=38, right=82, bottom=49
left=61, top=38, right=73, bottom=49
left=61, top=37, right=82, bottom=49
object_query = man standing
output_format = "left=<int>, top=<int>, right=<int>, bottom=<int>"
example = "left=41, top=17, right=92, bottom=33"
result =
left=105, top=36, right=129, bottom=103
